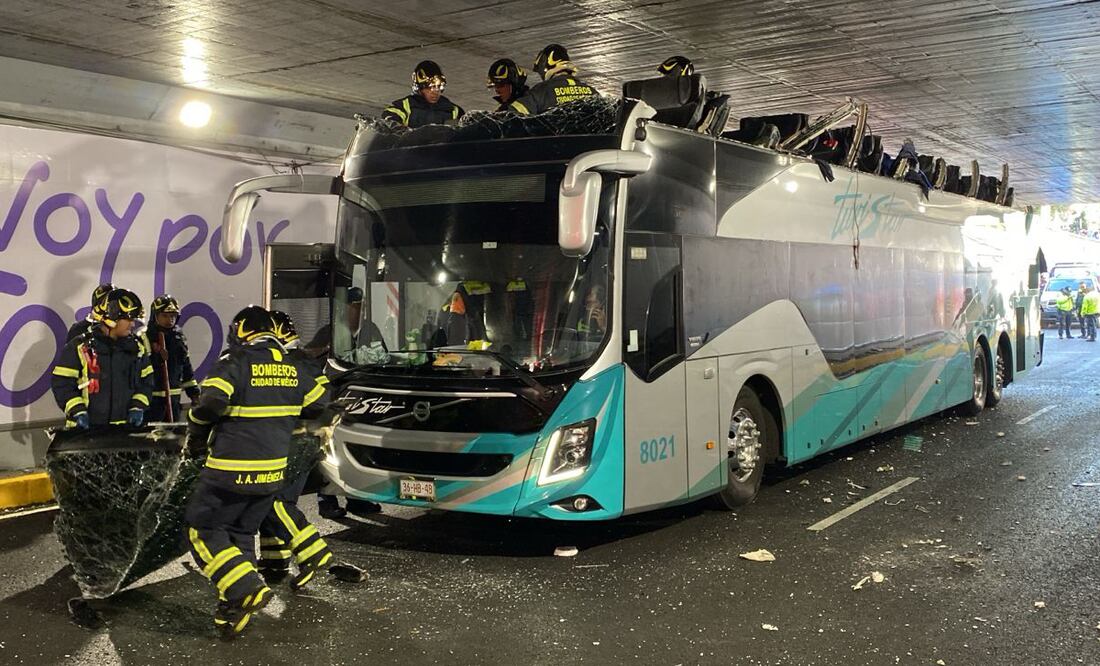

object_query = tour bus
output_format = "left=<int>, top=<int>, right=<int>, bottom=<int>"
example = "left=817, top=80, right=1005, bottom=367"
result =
left=220, top=79, right=1043, bottom=521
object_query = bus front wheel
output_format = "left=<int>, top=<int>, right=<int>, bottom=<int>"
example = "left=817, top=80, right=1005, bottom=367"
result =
left=959, top=344, right=989, bottom=416
left=713, top=387, right=778, bottom=509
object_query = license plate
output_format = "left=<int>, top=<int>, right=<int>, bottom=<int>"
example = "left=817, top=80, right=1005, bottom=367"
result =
left=399, top=478, right=436, bottom=501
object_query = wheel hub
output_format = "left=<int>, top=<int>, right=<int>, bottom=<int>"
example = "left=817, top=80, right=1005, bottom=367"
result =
left=728, top=408, right=761, bottom=482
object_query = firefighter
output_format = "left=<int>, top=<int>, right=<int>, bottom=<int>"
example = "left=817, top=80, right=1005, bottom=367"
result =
left=256, top=310, right=339, bottom=585
left=51, top=288, right=152, bottom=429
left=657, top=55, right=695, bottom=78
left=184, top=306, right=329, bottom=640
left=143, top=294, right=200, bottom=423
left=509, top=43, right=600, bottom=116
left=65, top=283, right=115, bottom=343
left=486, top=58, right=530, bottom=111
left=381, top=60, right=464, bottom=128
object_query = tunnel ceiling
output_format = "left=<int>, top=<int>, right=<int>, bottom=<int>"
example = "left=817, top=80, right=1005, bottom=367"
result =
left=2, top=0, right=1099, bottom=203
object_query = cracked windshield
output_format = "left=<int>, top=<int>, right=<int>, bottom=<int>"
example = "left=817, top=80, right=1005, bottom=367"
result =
left=327, top=170, right=612, bottom=373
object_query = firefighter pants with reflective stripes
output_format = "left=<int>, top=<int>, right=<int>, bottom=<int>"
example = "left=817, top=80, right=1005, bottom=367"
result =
left=184, top=480, right=275, bottom=602
left=258, top=476, right=329, bottom=572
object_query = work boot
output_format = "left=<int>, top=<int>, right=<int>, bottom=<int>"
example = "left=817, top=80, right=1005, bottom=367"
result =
left=317, top=495, right=347, bottom=520
left=291, top=546, right=334, bottom=592
left=346, top=498, right=383, bottom=517
left=214, top=585, right=272, bottom=641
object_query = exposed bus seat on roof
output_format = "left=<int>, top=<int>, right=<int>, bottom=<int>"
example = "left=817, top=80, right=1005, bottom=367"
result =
left=723, top=113, right=808, bottom=145
left=622, top=73, right=707, bottom=130
left=721, top=121, right=781, bottom=148
left=944, top=165, right=961, bottom=193
left=697, top=93, right=731, bottom=136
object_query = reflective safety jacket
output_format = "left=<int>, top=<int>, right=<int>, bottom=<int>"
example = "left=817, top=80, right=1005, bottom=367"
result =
left=144, top=323, right=200, bottom=402
left=188, top=338, right=328, bottom=495
left=509, top=73, right=600, bottom=116
left=1056, top=293, right=1076, bottom=312
left=51, top=328, right=153, bottom=427
left=381, top=94, right=464, bottom=128
left=1082, top=291, right=1100, bottom=316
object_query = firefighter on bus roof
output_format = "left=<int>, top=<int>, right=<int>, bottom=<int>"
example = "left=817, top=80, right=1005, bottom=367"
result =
left=509, top=43, right=600, bottom=116
left=143, top=294, right=200, bottom=423
left=486, top=58, right=530, bottom=112
left=183, top=306, right=330, bottom=640
left=51, top=288, right=152, bottom=430
left=381, top=60, right=464, bottom=129
left=66, top=283, right=115, bottom=343
left=255, top=310, right=343, bottom=587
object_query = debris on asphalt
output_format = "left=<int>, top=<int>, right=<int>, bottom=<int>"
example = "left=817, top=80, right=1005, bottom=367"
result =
left=67, top=597, right=103, bottom=630
left=884, top=498, right=904, bottom=506
left=997, top=432, right=1006, bottom=437
left=876, top=465, right=895, bottom=473
left=739, top=549, right=776, bottom=562
left=1034, top=601, right=1046, bottom=609
left=965, top=420, right=979, bottom=426
left=1073, top=482, right=1100, bottom=487
left=937, top=660, right=946, bottom=665
left=1043, top=447, right=1051, bottom=452
left=903, top=435, right=923, bottom=452
left=762, top=623, right=779, bottom=631
left=554, top=546, right=579, bottom=557
left=330, top=563, right=368, bottom=583
left=951, top=553, right=981, bottom=569
left=1000, top=461, right=1012, bottom=466
left=853, top=572, right=887, bottom=590
left=1017, top=475, right=1027, bottom=482
left=847, top=479, right=866, bottom=490
left=799, top=479, right=811, bottom=486
left=822, top=497, right=833, bottom=504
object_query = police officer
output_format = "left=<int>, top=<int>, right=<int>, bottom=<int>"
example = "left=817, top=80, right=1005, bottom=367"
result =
left=381, top=60, right=464, bottom=128
left=184, top=306, right=329, bottom=640
left=510, top=44, right=600, bottom=116
left=1056, top=287, right=1076, bottom=339
left=486, top=58, right=530, bottom=112
left=51, top=288, right=152, bottom=429
left=657, top=55, right=695, bottom=78
left=144, top=294, right=200, bottom=422
left=256, top=311, right=340, bottom=585
left=66, top=283, right=115, bottom=343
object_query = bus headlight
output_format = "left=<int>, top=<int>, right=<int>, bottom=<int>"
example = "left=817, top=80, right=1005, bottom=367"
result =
left=538, top=419, right=595, bottom=486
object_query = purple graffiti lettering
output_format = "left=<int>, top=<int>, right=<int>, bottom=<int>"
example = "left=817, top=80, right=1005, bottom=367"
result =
left=209, top=225, right=252, bottom=276
left=0, top=304, right=67, bottom=408
left=155, top=214, right=209, bottom=297
left=0, top=161, right=50, bottom=251
left=75, top=306, right=92, bottom=323
left=179, top=302, right=221, bottom=379
left=257, top=219, right=290, bottom=248
left=96, top=189, right=145, bottom=286
left=0, top=271, right=28, bottom=296
left=33, top=193, right=92, bottom=256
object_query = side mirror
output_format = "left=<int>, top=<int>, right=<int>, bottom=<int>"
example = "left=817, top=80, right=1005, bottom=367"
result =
left=559, top=149, right=652, bottom=257
left=220, top=174, right=341, bottom=263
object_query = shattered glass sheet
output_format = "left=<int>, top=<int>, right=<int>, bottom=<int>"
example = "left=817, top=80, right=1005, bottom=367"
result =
left=357, top=96, right=623, bottom=150
left=45, top=425, right=322, bottom=599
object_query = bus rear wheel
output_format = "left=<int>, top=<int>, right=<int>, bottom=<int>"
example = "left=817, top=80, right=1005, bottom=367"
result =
left=712, top=387, right=778, bottom=509
left=986, top=343, right=1008, bottom=408
left=959, top=344, right=989, bottom=416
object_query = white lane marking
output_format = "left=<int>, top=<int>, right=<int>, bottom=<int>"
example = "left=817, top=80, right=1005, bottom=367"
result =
left=0, top=503, right=58, bottom=521
left=1016, top=405, right=1055, bottom=425
left=808, top=477, right=919, bottom=532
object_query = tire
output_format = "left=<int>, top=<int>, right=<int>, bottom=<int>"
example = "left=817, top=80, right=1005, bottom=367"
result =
left=958, top=343, right=989, bottom=416
left=712, top=386, right=778, bottom=509
left=986, top=342, right=1007, bottom=408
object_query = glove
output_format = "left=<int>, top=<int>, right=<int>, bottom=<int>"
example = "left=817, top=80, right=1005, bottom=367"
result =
left=73, top=412, right=90, bottom=430
left=185, top=388, right=201, bottom=403
left=128, top=409, right=144, bottom=428
left=184, top=428, right=210, bottom=458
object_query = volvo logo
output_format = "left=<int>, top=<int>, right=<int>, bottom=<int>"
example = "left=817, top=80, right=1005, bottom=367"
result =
left=412, top=401, right=432, bottom=422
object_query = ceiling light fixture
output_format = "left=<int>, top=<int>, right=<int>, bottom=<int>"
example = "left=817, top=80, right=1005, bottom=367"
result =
left=179, top=100, right=212, bottom=128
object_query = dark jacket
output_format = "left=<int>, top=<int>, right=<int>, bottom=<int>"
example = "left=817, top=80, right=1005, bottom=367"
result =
left=381, top=94, right=464, bottom=128
left=493, top=85, right=530, bottom=113
left=510, top=73, right=599, bottom=116
left=144, top=323, right=199, bottom=399
left=51, top=328, right=153, bottom=426
left=188, top=337, right=328, bottom=495
left=66, top=318, right=95, bottom=344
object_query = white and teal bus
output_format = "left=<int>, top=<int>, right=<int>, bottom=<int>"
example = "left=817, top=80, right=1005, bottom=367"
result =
left=221, top=88, right=1043, bottom=521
